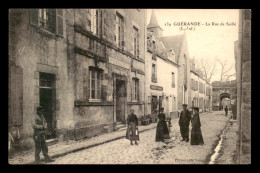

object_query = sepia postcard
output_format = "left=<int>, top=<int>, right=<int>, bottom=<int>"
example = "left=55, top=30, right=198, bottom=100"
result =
left=8, top=9, right=251, bottom=165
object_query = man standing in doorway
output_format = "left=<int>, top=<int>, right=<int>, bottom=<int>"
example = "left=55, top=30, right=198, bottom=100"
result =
left=32, top=106, right=55, bottom=164
left=179, top=104, right=191, bottom=142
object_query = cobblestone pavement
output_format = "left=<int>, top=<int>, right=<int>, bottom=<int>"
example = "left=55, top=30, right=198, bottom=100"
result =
left=8, top=121, right=157, bottom=165
left=47, top=111, right=229, bottom=164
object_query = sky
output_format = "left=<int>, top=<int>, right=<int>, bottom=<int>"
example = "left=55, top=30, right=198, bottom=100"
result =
left=146, top=9, right=239, bottom=82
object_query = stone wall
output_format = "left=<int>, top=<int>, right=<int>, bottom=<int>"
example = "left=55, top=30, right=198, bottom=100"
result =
left=9, top=9, right=71, bottom=147
left=236, top=9, right=251, bottom=164
left=9, top=9, right=147, bottom=147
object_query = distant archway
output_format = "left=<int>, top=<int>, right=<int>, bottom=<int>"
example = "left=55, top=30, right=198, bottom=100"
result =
left=219, top=93, right=230, bottom=110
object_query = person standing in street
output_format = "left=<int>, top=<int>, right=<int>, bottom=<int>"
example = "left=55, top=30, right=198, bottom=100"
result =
left=225, top=105, right=228, bottom=117
left=155, top=108, right=170, bottom=142
left=190, top=107, right=204, bottom=145
left=179, top=104, right=191, bottom=142
left=32, top=106, right=55, bottom=164
left=126, top=109, right=139, bottom=145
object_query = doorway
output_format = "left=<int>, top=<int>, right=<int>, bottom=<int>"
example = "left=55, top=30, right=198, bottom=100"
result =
left=151, top=96, right=157, bottom=114
left=116, top=79, right=126, bottom=123
left=39, top=72, right=56, bottom=140
left=159, top=96, right=163, bottom=111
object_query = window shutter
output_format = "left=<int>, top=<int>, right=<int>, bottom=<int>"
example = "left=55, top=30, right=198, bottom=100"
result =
left=121, top=19, right=124, bottom=49
left=93, top=9, right=97, bottom=35
left=10, top=66, right=23, bottom=126
left=30, top=9, right=39, bottom=25
left=131, top=79, right=134, bottom=101
left=138, top=80, right=140, bottom=101
left=56, top=9, right=64, bottom=36
left=155, top=64, right=157, bottom=82
left=131, top=28, right=134, bottom=54
left=137, top=31, right=140, bottom=58
left=101, top=73, right=106, bottom=101
left=100, top=10, right=103, bottom=37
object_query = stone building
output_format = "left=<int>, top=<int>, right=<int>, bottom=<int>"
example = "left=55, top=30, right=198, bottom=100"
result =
left=9, top=9, right=146, bottom=148
left=190, top=59, right=212, bottom=112
left=145, top=10, right=212, bottom=116
left=145, top=10, right=179, bottom=119
left=234, top=9, right=251, bottom=164
left=211, top=80, right=237, bottom=111
left=9, top=9, right=69, bottom=147
left=160, top=33, right=192, bottom=111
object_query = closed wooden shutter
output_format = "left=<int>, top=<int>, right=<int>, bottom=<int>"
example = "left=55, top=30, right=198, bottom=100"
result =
left=137, top=31, right=140, bottom=58
left=56, top=9, right=64, bottom=36
left=121, top=18, right=124, bottom=49
left=10, top=66, right=23, bottom=126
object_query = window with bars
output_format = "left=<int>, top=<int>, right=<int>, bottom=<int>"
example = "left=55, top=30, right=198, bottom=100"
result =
left=89, top=69, right=102, bottom=100
left=30, top=9, right=63, bottom=36
left=133, top=26, right=139, bottom=58
left=116, top=13, right=124, bottom=49
left=132, top=78, right=139, bottom=101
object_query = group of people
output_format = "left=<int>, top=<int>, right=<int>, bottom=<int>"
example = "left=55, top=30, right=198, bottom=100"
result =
left=126, top=104, right=204, bottom=146
left=33, top=105, right=204, bottom=164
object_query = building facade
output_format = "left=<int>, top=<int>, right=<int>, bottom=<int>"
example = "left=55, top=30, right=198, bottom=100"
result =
left=190, top=59, right=212, bottom=112
left=9, top=9, right=147, bottom=147
left=234, top=9, right=251, bottom=164
left=211, top=80, right=237, bottom=111
left=145, top=10, right=179, bottom=119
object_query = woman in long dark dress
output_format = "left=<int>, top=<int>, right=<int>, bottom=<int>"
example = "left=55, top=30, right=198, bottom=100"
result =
left=155, top=108, right=170, bottom=142
left=126, top=109, right=139, bottom=145
left=190, top=107, right=204, bottom=145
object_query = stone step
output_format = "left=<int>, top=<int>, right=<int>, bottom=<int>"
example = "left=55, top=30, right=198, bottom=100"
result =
left=117, top=124, right=126, bottom=128
left=117, top=127, right=127, bottom=131
left=116, top=124, right=126, bottom=131
left=46, top=138, right=58, bottom=146
left=103, top=126, right=113, bottom=133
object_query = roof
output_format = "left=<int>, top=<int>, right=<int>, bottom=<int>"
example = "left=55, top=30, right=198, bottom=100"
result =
left=147, top=10, right=162, bottom=30
left=159, top=34, right=184, bottom=60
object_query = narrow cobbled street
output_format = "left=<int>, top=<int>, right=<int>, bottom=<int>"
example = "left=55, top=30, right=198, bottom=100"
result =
left=47, top=111, right=229, bottom=164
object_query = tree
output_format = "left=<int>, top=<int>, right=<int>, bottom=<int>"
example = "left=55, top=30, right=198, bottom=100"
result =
left=195, top=57, right=217, bottom=82
left=216, top=58, right=236, bottom=82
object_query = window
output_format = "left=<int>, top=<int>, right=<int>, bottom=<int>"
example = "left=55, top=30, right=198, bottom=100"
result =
left=191, top=79, right=193, bottom=90
left=90, top=9, right=99, bottom=36
left=132, top=78, right=139, bottom=101
left=133, top=26, right=139, bottom=57
left=30, top=9, right=63, bottom=36
left=116, top=13, right=124, bottom=48
left=89, top=69, right=102, bottom=100
left=172, top=72, right=175, bottom=88
left=152, top=64, right=157, bottom=83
